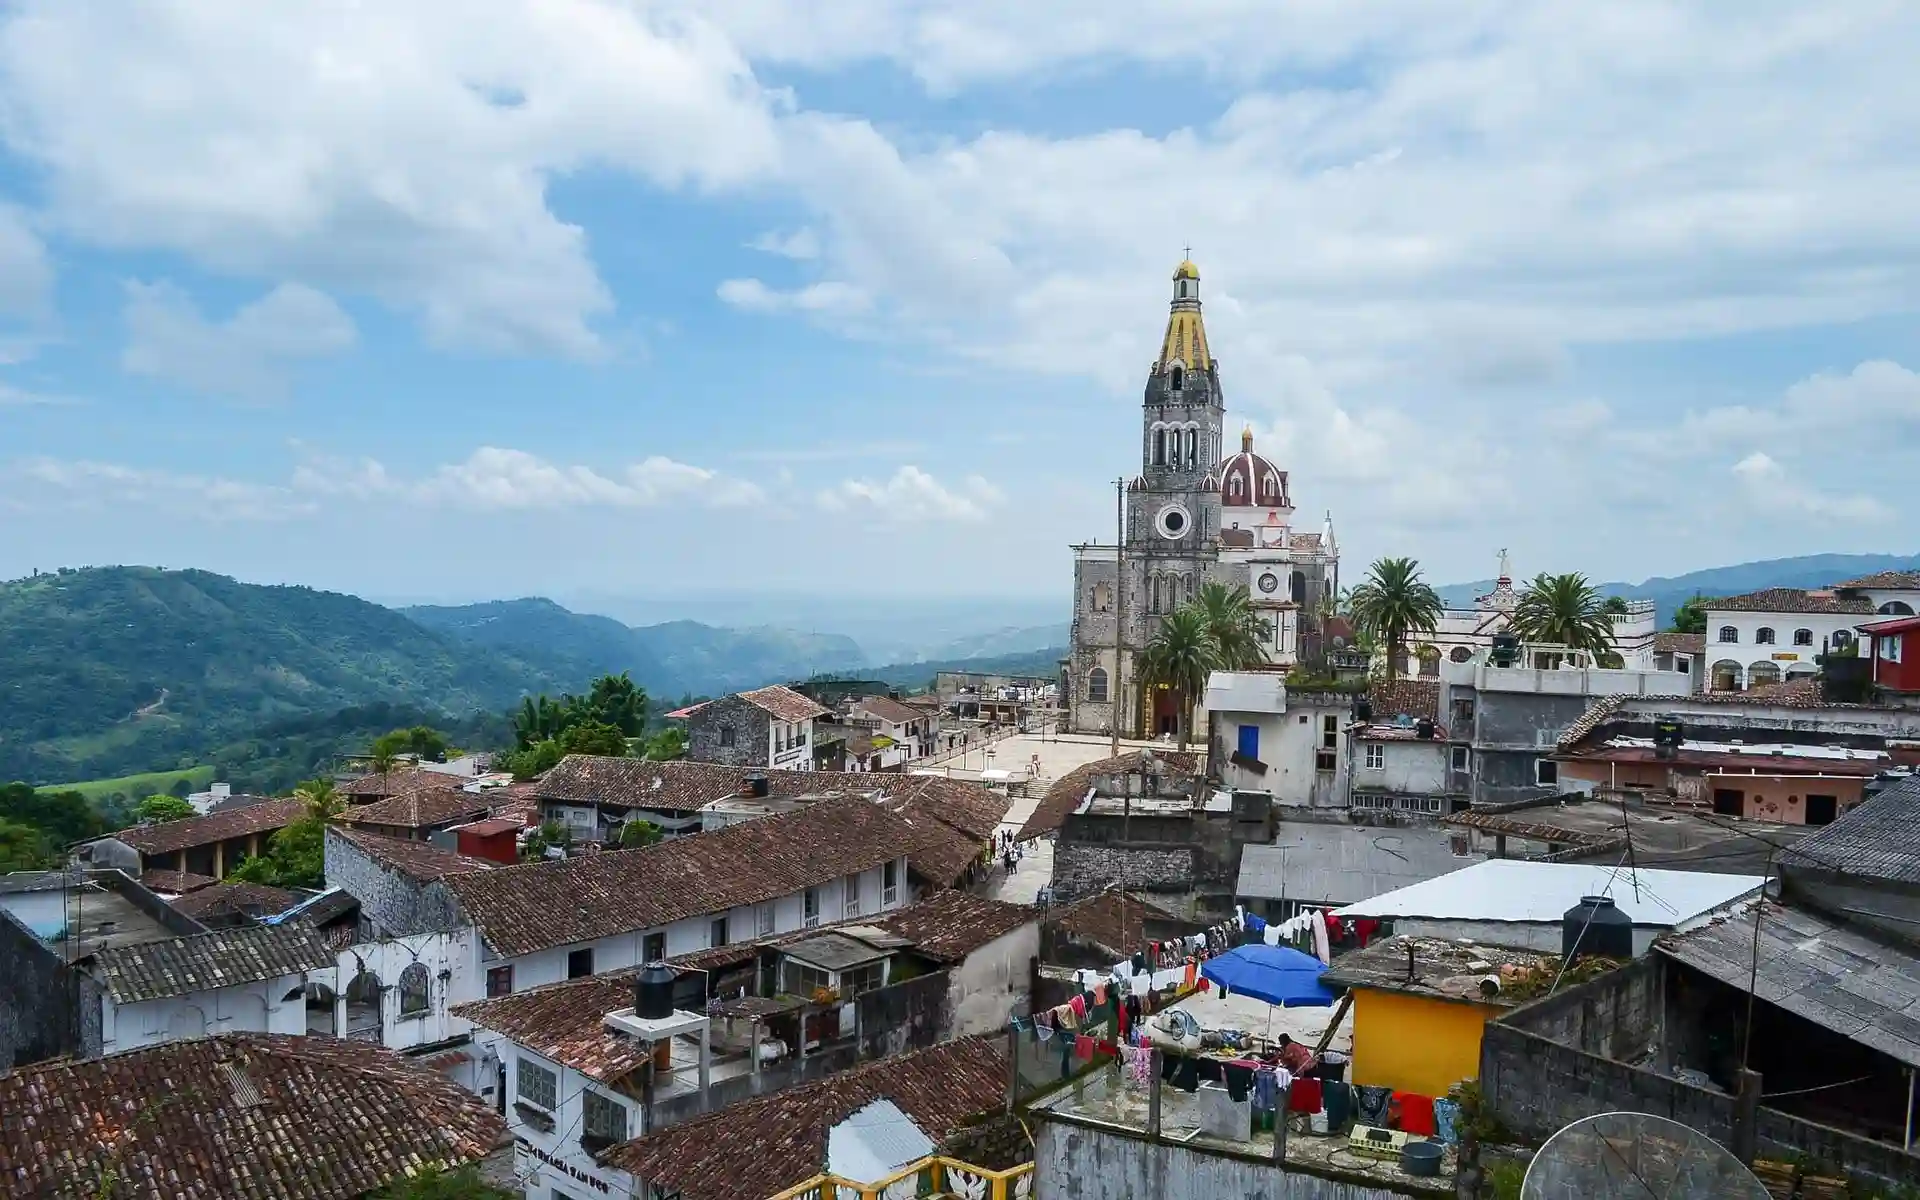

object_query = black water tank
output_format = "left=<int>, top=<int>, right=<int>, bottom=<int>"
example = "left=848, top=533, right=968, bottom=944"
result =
left=1416, top=717, right=1435, bottom=740
left=1355, top=697, right=1374, bottom=722
left=1563, top=895, right=1633, bottom=961
left=635, top=962, right=678, bottom=1020
left=743, top=771, right=770, bottom=798
left=1491, top=634, right=1520, bottom=667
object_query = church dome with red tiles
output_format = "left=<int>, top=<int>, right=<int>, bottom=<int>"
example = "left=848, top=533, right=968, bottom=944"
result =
left=1218, top=428, right=1289, bottom=511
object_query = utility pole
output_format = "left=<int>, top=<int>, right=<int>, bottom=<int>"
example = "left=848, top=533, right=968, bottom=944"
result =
left=1112, top=477, right=1126, bottom=758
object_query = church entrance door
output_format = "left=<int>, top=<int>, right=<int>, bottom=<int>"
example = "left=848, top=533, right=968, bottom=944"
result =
left=1152, top=685, right=1180, bottom=737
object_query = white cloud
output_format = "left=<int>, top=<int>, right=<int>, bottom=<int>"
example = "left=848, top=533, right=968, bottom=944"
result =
left=122, top=281, right=356, bottom=400
left=0, top=205, right=50, bottom=319
left=19, top=457, right=315, bottom=520
left=749, top=228, right=821, bottom=260
left=817, top=465, right=1003, bottom=521
left=0, top=0, right=780, bottom=355
left=295, top=446, right=764, bottom=511
left=717, top=277, right=871, bottom=317
left=1731, top=451, right=1891, bottom=523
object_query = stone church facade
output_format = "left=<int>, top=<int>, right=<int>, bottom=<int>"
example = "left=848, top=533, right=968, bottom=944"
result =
left=1067, top=260, right=1340, bottom=738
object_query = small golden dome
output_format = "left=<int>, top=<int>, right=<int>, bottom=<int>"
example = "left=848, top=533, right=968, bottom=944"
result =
left=1173, top=259, right=1200, bottom=281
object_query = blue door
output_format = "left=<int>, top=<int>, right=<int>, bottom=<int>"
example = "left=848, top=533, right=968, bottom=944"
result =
left=1237, top=723, right=1260, bottom=760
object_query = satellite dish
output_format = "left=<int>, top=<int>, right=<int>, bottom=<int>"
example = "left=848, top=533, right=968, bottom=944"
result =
left=1521, top=1112, right=1769, bottom=1200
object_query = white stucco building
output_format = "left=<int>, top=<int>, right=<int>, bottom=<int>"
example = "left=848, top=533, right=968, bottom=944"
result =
left=1204, top=670, right=1354, bottom=809
left=1703, top=587, right=1876, bottom=691
left=84, top=923, right=335, bottom=1054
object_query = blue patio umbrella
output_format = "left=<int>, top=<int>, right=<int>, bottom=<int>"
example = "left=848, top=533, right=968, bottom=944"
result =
left=1199, top=943, right=1338, bottom=1008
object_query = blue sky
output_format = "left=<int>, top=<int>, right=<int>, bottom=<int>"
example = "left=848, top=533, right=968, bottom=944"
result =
left=1, top=1, right=1917, bottom=610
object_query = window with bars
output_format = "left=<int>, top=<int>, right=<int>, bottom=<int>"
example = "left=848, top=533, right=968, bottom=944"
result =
left=1364, top=744, right=1385, bottom=770
left=757, top=903, right=776, bottom=936
left=804, top=888, right=821, bottom=928
left=583, top=1089, right=629, bottom=1143
left=516, top=1057, right=557, bottom=1112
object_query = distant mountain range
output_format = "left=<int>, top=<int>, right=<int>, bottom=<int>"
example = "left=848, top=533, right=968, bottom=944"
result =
left=1435, top=552, right=1920, bottom=626
left=0, top=568, right=1066, bottom=787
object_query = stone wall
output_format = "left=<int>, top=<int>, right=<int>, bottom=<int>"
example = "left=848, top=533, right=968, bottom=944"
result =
left=323, top=826, right=467, bottom=937
left=1051, top=843, right=1194, bottom=905
left=685, top=694, right=771, bottom=768
left=0, top=907, right=101, bottom=1069
left=1481, top=958, right=1920, bottom=1193
left=1033, top=1119, right=1431, bottom=1200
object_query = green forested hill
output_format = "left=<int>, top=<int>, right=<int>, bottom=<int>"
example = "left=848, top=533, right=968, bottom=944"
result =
left=0, top=567, right=564, bottom=785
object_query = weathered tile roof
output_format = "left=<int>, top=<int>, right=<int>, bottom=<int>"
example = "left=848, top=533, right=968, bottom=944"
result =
left=1653, top=632, right=1706, bottom=656
left=1705, top=587, right=1875, bottom=615
left=1369, top=678, right=1440, bottom=723
left=341, top=765, right=473, bottom=798
left=108, top=797, right=306, bottom=857
left=1836, top=570, right=1920, bottom=590
left=444, top=794, right=927, bottom=957
left=1015, top=750, right=1199, bottom=842
left=870, top=890, right=1036, bottom=963
left=851, top=695, right=924, bottom=726
left=168, top=881, right=301, bottom=922
left=0, top=1033, right=505, bottom=1200
left=739, top=684, right=833, bottom=722
left=139, top=868, right=218, bottom=894
left=339, top=787, right=491, bottom=831
left=1556, top=678, right=1843, bottom=751
left=1780, top=775, right=1920, bottom=883
left=1043, top=888, right=1196, bottom=956
left=328, top=825, right=500, bottom=883
left=82, top=922, right=335, bottom=1003
left=533, top=755, right=763, bottom=813
left=599, top=1035, right=1008, bottom=1200
left=454, top=972, right=649, bottom=1085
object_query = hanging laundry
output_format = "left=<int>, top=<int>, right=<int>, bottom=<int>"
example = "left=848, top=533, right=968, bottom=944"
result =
left=1431, top=1097, right=1460, bottom=1145
left=1288, top=1077, right=1324, bottom=1114
left=1223, top=1063, right=1254, bottom=1103
left=1354, top=1085, right=1393, bottom=1126
left=1074, top=1035, right=1095, bottom=1061
left=1069, top=994, right=1088, bottom=1020
left=1395, top=1092, right=1436, bottom=1137
left=1310, top=909, right=1331, bottom=965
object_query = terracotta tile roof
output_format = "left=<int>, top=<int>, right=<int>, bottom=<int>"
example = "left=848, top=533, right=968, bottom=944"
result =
left=168, top=881, right=301, bottom=922
left=1015, top=750, right=1199, bottom=842
left=328, top=825, right=500, bottom=883
left=738, top=684, right=833, bottom=723
left=851, top=695, right=924, bottom=726
left=453, top=972, right=649, bottom=1085
left=108, top=797, right=306, bottom=857
left=0, top=1033, right=505, bottom=1200
left=533, top=755, right=747, bottom=813
left=599, top=1035, right=1008, bottom=1200
left=1044, top=888, right=1196, bottom=957
left=1654, top=632, right=1706, bottom=656
left=1557, top=678, right=1853, bottom=752
left=444, top=795, right=927, bottom=957
left=82, top=923, right=335, bottom=1003
left=1368, top=678, right=1440, bottom=723
left=139, top=869, right=217, bottom=895
left=339, top=787, right=491, bottom=831
left=1836, top=570, right=1920, bottom=590
left=340, top=765, right=469, bottom=798
left=1705, top=588, right=1875, bottom=615
left=870, top=890, right=1037, bottom=962
left=877, top=785, right=1011, bottom=889
left=1556, top=696, right=1628, bottom=750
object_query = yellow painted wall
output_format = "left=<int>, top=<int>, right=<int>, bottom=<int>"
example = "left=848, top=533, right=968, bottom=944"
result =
left=1349, top=987, right=1502, bottom=1098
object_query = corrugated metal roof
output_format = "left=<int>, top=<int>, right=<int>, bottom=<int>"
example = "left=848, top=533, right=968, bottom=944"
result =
left=1236, top=826, right=1482, bottom=906
left=1332, top=859, right=1763, bottom=927
left=1780, top=775, right=1920, bottom=883
left=826, top=1099, right=936, bottom=1185
left=1659, top=902, right=1920, bottom=1070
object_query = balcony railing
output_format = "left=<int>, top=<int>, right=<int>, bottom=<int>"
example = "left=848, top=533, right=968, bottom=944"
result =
left=766, top=1155, right=1033, bottom=1200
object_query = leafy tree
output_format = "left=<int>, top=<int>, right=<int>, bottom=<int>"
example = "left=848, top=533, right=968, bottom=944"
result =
left=1349, top=558, right=1443, bottom=682
left=498, top=739, right=565, bottom=781
left=644, top=727, right=688, bottom=762
left=619, top=819, right=664, bottom=848
left=522, top=820, right=571, bottom=861
left=0, top=818, right=50, bottom=870
left=135, top=794, right=197, bottom=823
left=582, top=673, right=648, bottom=736
left=1139, top=606, right=1222, bottom=752
left=1512, top=573, right=1616, bottom=663
left=1670, top=594, right=1709, bottom=635
left=1191, top=582, right=1267, bottom=669
left=1601, top=595, right=1631, bottom=616
left=370, top=725, right=449, bottom=763
left=558, top=720, right=629, bottom=758
left=227, top=778, right=341, bottom=887
left=374, top=1165, right=517, bottom=1200
left=167, top=777, right=195, bottom=799
left=0, top=783, right=109, bottom=847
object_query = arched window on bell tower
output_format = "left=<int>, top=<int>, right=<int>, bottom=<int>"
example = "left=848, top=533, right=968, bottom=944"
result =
left=1153, top=428, right=1166, bottom=466
left=1170, top=364, right=1184, bottom=391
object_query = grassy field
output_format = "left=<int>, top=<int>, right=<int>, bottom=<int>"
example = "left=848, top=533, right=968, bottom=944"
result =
left=39, top=765, right=216, bottom=801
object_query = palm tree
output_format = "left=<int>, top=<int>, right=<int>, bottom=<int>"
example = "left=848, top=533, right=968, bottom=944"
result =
left=367, top=747, right=398, bottom=793
left=1192, top=581, right=1267, bottom=669
left=292, top=777, right=344, bottom=823
left=1349, top=557, right=1443, bottom=681
left=1140, top=606, right=1222, bottom=751
left=1512, top=573, right=1617, bottom=663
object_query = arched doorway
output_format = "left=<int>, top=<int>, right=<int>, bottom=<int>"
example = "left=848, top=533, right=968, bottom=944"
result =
left=1747, top=661, right=1783, bottom=687
left=1711, top=660, right=1743, bottom=692
left=305, top=982, right=337, bottom=1036
left=168, top=1005, right=207, bottom=1040
left=344, top=970, right=382, bottom=1041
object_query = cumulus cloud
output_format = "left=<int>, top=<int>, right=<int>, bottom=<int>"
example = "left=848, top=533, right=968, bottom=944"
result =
left=1731, top=451, right=1891, bottom=523
left=817, top=465, right=1003, bottom=521
left=122, top=281, right=356, bottom=401
left=19, top=457, right=316, bottom=520
left=749, top=228, right=821, bottom=260
left=0, top=0, right=780, bottom=355
left=717, top=278, right=870, bottom=317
